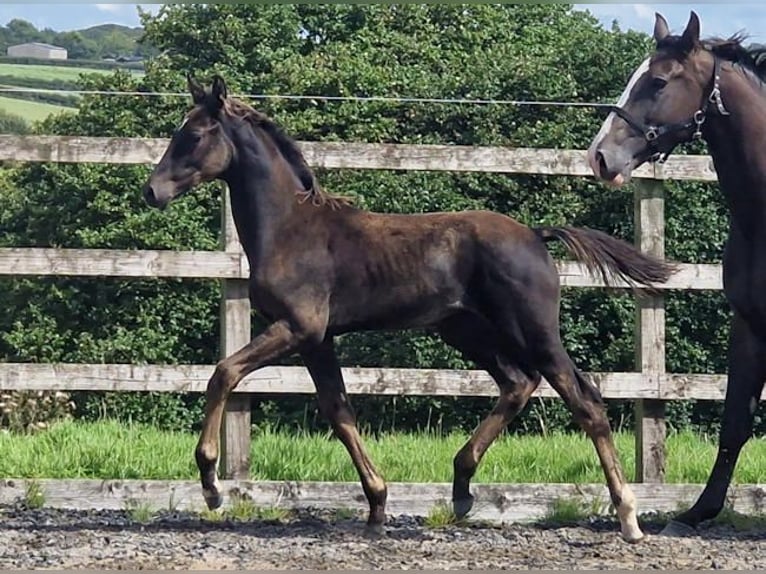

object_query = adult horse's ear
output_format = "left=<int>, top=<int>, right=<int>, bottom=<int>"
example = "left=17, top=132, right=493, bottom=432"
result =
left=653, top=12, right=670, bottom=43
left=211, top=75, right=228, bottom=106
left=187, top=73, right=205, bottom=105
left=680, top=11, right=701, bottom=51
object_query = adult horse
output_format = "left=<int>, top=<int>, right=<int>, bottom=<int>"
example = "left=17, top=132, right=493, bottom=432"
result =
left=142, top=74, right=674, bottom=542
left=587, top=11, right=766, bottom=535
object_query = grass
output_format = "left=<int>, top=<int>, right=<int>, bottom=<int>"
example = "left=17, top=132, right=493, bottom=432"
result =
left=0, top=63, right=143, bottom=83
left=542, top=497, right=601, bottom=525
left=24, top=480, right=45, bottom=509
left=125, top=499, right=154, bottom=523
left=713, top=507, right=766, bottom=531
left=198, top=494, right=291, bottom=523
left=1, top=420, right=765, bottom=485
left=0, top=95, right=72, bottom=121
left=424, top=501, right=461, bottom=528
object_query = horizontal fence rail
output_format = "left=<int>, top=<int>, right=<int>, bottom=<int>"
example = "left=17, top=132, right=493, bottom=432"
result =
left=2, top=479, right=765, bottom=523
left=0, top=135, right=719, bottom=180
left=0, top=134, right=741, bottom=520
left=0, top=250, right=723, bottom=290
left=0, top=364, right=757, bottom=402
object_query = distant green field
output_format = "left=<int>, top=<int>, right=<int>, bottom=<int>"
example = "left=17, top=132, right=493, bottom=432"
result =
left=0, top=61, right=144, bottom=123
left=0, top=62, right=143, bottom=82
left=0, top=95, right=72, bottom=122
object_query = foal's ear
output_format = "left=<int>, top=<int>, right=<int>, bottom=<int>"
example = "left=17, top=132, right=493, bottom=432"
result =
left=211, top=75, right=228, bottom=107
left=653, top=12, right=670, bottom=43
left=187, top=73, right=205, bottom=105
left=680, top=11, right=701, bottom=51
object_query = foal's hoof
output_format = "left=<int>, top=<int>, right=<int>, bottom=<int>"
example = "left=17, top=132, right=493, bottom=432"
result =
left=453, top=496, right=475, bottom=519
left=364, top=522, right=386, bottom=538
left=660, top=520, right=696, bottom=538
left=202, top=489, right=224, bottom=511
left=622, top=529, right=645, bottom=544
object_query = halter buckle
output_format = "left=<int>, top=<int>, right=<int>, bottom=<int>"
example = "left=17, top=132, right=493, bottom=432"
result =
left=692, top=110, right=706, bottom=140
left=645, top=127, right=659, bottom=142
left=709, top=81, right=730, bottom=116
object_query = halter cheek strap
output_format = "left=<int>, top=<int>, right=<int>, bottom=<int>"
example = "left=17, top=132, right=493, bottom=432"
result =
left=606, top=56, right=729, bottom=164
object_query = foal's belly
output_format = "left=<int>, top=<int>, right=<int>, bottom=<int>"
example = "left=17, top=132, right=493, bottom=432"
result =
left=328, top=279, right=466, bottom=333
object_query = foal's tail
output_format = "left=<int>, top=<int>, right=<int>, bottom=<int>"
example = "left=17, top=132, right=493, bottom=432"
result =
left=533, top=225, right=678, bottom=293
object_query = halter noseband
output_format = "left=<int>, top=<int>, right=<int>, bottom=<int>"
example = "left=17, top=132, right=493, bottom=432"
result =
left=606, top=56, right=729, bottom=164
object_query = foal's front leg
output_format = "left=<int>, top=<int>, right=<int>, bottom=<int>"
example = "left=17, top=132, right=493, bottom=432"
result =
left=301, top=339, right=388, bottom=533
left=195, top=319, right=311, bottom=509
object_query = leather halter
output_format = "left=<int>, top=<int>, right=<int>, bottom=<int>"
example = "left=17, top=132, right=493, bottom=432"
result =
left=605, top=56, right=729, bottom=164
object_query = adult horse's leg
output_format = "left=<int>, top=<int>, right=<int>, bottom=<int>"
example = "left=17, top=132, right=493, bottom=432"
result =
left=195, top=319, right=316, bottom=510
left=663, top=312, right=766, bottom=536
left=301, top=337, right=388, bottom=533
left=437, top=314, right=541, bottom=518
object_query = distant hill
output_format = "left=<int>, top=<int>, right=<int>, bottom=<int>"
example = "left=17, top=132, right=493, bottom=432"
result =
left=0, top=18, right=156, bottom=61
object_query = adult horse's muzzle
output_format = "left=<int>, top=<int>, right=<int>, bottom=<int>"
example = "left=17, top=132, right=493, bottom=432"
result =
left=587, top=142, right=637, bottom=188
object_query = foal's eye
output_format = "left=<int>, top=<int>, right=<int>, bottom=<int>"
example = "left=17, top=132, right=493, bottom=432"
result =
left=651, top=77, right=668, bottom=91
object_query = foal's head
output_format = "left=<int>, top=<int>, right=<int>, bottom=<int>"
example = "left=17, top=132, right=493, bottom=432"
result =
left=587, top=11, right=720, bottom=186
left=143, top=75, right=237, bottom=208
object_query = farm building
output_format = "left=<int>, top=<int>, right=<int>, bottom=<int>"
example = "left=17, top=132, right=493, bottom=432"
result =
left=7, top=42, right=67, bottom=60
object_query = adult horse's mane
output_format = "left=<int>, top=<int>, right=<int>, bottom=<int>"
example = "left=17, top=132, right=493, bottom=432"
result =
left=660, top=32, right=766, bottom=84
left=222, top=97, right=353, bottom=209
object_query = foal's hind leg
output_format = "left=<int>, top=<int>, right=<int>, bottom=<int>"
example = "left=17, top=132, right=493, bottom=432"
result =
left=663, top=312, right=766, bottom=535
left=535, top=344, right=643, bottom=542
left=478, top=239, right=642, bottom=541
left=301, top=338, right=387, bottom=533
left=437, top=314, right=541, bottom=519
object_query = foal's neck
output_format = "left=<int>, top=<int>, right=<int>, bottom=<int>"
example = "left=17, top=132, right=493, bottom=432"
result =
left=223, top=128, right=303, bottom=262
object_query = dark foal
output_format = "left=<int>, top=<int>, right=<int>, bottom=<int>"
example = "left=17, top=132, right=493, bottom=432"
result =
left=143, top=74, right=675, bottom=542
left=588, top=11, right=766, bottom=536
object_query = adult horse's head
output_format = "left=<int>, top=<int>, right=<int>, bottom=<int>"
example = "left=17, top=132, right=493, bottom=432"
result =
left=143, top=74, right=235, bottom=209
left=587, top=11, right=725, bottom=186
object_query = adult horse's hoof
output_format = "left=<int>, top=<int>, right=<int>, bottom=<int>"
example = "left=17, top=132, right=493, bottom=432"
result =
left=660, top=520, right=696, bottom=537
left=453, top=495, right=474, bottom=519
left=202, top=488, right=224, bottom=511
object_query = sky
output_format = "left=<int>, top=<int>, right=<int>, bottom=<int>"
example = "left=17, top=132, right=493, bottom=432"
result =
left=0, top=3, right=764, bottom=43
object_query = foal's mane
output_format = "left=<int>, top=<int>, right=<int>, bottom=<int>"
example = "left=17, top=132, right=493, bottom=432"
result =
left=221, top=97, right=353, bottom=209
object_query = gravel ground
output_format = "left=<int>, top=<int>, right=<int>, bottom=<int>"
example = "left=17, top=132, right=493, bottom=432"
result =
left=1, top=504, right=765, bottom=570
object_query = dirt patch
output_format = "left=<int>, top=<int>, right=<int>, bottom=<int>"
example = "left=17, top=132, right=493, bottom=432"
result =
left=0, top=505, right=764, bottom=570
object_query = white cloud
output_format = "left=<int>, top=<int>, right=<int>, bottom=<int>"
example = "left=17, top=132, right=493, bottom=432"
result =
left=137, top=4, right=161, bottom=14
left=632, top=4, right=655, bottom=23
left=95, top=4, right=123, bottom=13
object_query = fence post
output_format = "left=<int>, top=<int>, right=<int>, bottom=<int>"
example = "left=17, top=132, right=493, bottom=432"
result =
left=219, top=183, right=252, bottom=479
left=634, top=178, right=666, bottom=483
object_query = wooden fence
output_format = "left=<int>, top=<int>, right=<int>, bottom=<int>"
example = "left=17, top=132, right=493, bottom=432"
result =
left=1, top=134, right=761, bottom=520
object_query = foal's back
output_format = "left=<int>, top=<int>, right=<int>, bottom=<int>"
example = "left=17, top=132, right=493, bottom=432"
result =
left=316, top=207, right=555, bottom=333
